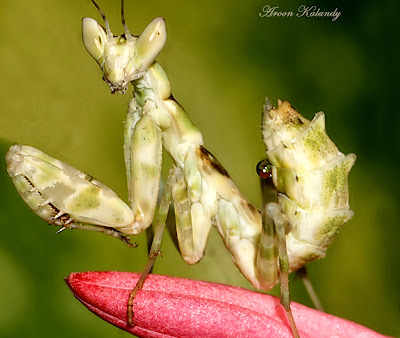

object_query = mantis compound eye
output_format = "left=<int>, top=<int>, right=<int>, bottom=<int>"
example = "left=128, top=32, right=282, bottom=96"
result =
left=82, top=17, right=107, bottom=62
left=256, top=159, right=272, bottom=179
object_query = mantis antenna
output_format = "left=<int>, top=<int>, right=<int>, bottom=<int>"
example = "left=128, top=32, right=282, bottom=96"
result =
left=90, top=0, right=112, bottom=38
left=121, top=0, right=132, bottom=40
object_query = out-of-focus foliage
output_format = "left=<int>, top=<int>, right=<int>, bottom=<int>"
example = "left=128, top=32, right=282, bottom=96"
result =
left=0, top=0, right=398, bottom=337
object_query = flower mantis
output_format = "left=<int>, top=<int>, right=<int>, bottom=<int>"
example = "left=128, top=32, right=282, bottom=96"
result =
left=5, top=1, right=356, bottom=336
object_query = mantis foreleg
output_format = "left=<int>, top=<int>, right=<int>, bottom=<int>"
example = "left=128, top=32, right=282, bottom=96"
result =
left=6, top=145, right=137, bottom=246
left=123, top=102, right=162, bottom=235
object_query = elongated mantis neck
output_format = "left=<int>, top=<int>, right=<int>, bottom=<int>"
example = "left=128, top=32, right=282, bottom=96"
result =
left=130, top=61, right=204, bottom=165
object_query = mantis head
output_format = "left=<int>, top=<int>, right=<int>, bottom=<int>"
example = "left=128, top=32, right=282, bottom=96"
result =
left=82, top=0, right=166, bottom=94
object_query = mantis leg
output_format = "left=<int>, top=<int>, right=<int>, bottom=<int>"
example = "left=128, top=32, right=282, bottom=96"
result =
left=257, top=203, right=299, bottom=338
left=123, top=99, right=163, bottom=235
left=171, top=150, right=213, bottom=265
left=170, top=166, right=195, bottom=262
left=297, top=267, right=324, bottom=312
left=6, top=145, right=136, bottom=238
left=127, top=168, right=173, bottom=326
left=56, top=223, right=137, bottom=247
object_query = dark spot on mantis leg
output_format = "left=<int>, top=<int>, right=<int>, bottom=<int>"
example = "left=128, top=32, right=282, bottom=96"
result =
left=197, top=146, right=230, bottom=178
left=85, top=174, right=95, bottom=182
left=240, top=198, right=260, bottom=218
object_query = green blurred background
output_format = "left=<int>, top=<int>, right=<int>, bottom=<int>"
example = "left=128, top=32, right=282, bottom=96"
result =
left=0, top=0, right=398, bottom=337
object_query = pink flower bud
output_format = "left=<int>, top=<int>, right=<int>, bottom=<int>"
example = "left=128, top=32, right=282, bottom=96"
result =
left=65, top=271, right=388, bottom=338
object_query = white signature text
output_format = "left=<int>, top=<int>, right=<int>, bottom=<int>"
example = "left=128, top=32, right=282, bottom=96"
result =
left=259, top=5, right=341, bottom=22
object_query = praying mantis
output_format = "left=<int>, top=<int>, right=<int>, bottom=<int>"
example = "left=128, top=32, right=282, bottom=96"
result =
left=4, top=1, right=356, bottom=337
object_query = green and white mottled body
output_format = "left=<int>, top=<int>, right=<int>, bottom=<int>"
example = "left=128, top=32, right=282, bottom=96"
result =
left=262, top=100, right=356, bottom=271
left=5, top=2, right=356, bottom=336
left=81, top=13, right=263, bottom=271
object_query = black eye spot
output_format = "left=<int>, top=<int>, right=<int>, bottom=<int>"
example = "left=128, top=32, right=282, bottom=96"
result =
left=256, top=159, right=272, bottom=179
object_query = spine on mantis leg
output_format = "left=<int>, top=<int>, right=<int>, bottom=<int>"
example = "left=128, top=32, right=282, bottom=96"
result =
left=262, top=99, right=356, bottom=271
